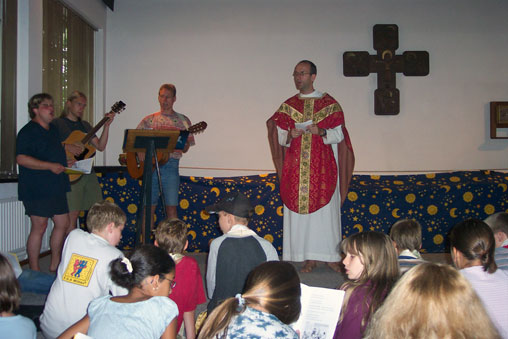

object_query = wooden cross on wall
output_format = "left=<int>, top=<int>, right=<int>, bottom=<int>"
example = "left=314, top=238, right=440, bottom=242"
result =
left=343, top=24, right=429, bottom=115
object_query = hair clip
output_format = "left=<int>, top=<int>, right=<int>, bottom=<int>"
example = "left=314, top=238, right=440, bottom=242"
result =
left=121, top=257, right=133, bottom=273
left=235, top=293, right=245, bottom=307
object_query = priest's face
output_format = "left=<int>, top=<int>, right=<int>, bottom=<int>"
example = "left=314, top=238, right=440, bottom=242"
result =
left=293, top=62, right=316, bottom=94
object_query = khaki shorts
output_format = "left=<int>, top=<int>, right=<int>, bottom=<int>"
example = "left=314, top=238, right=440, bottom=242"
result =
left=67, top=172, right=103, bottom=211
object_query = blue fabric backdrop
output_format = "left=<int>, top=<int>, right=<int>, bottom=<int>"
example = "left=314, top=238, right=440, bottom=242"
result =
left=85, top=168, right=508, bottom=254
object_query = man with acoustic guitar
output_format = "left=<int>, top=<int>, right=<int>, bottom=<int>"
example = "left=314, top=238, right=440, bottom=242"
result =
left=52, top=91, right=117, bottom=234
left=136, top=83, right=195, bottom=226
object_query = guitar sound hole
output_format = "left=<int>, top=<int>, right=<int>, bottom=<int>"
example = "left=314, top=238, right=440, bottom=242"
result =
left=76, top=148, right=89, bottom=161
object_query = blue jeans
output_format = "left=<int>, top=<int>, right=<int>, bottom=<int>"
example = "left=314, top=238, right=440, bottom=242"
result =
left=18, top=269, right=55, bottom=294
left=151, top=158, right=180, bottom=206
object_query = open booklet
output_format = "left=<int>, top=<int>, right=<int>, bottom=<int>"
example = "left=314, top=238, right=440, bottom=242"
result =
left=65, top=157, right=94, bottom=175
left=292, top=283, right=345, bottom=339
left=295, top=119, right=313, bottom=131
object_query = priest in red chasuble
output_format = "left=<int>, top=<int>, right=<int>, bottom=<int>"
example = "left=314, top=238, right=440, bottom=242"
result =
left=267, top=60, right=354, bottom=273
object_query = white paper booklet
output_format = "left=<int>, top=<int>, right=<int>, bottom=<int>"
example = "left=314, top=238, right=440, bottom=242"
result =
left=295, top=119, right=313, bottom=131
left=292, top=283, right=345, bottom=339
left=65, top=157, right=94, bottom=174
left=73, top=333, right=93, bottom=339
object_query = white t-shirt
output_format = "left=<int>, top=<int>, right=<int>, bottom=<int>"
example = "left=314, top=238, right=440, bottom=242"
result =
left=460, top=266, right=508, bottom=338
left=40, top=229, right=128, bottom=338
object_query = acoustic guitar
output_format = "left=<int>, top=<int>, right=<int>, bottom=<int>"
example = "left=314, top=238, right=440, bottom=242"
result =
left=64, top=101, right=126, bottom=182
left=120, top=121, right=207, bottom=179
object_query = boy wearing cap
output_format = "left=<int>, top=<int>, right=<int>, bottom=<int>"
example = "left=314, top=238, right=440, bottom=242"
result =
left=205, top=192, right=279, bottom=313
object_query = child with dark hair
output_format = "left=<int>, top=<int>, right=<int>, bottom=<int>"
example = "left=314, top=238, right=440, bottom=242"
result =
left=154, top=218, right=206, bottom=338
left=198, top=261, right=300, bottom=339
left=450, top=219, right=508, bottom=338
left=389, top=219, right=426, bottom=274
left=58, top=245, right=179, bottom=339
left=333, top=231, right=399, bottom=339
left=0, top=254, right=37, bottom=338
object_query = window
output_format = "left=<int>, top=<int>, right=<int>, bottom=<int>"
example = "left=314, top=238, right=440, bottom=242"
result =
left=43, top=0, right=95, bottom=122
left=0, top=0, right=17, bottom=179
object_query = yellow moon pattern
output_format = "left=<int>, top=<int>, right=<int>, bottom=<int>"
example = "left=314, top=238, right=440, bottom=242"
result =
left=211, top=187, right=220, bottom=197
left=94, top=170, right=508, bottom=254
left=266, top=182, right=276, bottom=191
left=353, top=224, right=363, bottom=232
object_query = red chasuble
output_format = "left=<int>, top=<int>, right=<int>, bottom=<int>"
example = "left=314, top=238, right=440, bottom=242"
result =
left=271, top=93, right=352, bottom=214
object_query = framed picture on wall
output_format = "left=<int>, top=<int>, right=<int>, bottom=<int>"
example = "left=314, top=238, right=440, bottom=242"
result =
left=490, top=102, right=508, bottom=139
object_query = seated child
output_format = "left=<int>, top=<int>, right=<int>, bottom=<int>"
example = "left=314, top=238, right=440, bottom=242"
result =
left=154, top=218, right=206, bottom=339
left=198, top=261, right=300, bottom=339
left=40, top=200, right=128, bottom=338
left=0, top=253, right=37, bottom=339
left=364, top=263, right=500, bottom=339
left=333, top=231, right=399, bottom=339
left=484, top=212, right=508, bottom=270
left=450, top=218, right=508, bottom=338
left=2, top=251, right=55, bottom=295
left=389, top=219, right=426, bottom=274
left=58, top=245, right=179, bottom=339
left=205, top=191, right=279, bottom=313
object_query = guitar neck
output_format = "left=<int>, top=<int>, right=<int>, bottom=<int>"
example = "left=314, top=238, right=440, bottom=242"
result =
left=81, top=115, right=110, bottom=144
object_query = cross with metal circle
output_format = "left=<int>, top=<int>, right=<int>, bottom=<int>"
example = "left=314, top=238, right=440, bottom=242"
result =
left=343, top=24, right=429, bottom=115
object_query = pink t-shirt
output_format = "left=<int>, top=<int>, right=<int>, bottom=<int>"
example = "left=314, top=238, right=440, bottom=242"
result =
left=137, top=111, right=195, bottom=157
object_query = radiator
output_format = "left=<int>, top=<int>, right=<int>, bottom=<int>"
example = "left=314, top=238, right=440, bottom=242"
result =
left=0, top=198, right=52, bottom=260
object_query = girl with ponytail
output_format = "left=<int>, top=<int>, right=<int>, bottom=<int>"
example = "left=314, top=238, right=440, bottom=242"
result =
left=450, top=218, right=508, bottom=338
left=198, top=261, right=301, bottom=339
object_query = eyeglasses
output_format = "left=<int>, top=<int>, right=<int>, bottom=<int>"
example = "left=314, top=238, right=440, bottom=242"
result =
left=292, top=71, right=312, bottom=77
left=159, top=276, right=177, bottom=289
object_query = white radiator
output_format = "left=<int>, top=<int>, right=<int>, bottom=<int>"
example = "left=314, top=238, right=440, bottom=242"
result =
left=0, top=198, right=52, bottom=260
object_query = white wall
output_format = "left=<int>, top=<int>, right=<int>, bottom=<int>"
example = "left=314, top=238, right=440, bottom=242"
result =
left=105, top=0, right=505, bottom=176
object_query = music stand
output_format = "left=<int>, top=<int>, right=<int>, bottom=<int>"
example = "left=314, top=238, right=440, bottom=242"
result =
left=122, top=129, right=180, bottom=245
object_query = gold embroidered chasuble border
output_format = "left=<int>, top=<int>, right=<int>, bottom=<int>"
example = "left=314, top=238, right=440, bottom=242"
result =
left=278, top=99, right=341, bottom=213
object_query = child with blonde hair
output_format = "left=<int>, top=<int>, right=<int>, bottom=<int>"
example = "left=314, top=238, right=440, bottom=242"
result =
left=484, top=212, right=508, bottom=270
left=333, top=231, right=399, bottom=339
left=364, top=262, right=500, bottom=339
left=41, top=200, right=128, bottom=339
left=155, top=218, right=206, bottom=339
